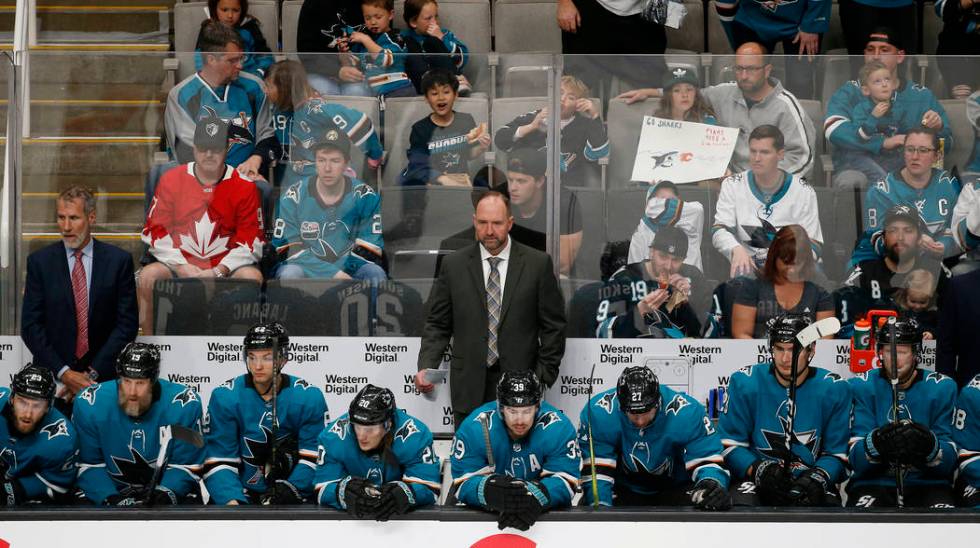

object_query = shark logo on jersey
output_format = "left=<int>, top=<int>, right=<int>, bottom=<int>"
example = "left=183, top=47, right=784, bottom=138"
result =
left=242, top=424, right=277, bottom=472
left=926, top=372, right=947, bottom=384
left=78, top=384, right=100, bottom=406
left=824, top=372, right=846, bottom=383
left=366, top=466, right=383, bottom=484
left=294, top=379, right=312, bottom=389
left=756, top=0, right=797, bottom=12
left=173, top=388, right=198, bottom=407
left=473, top=410, right=495, bottom=429
left=285, top=183, right=301, bottom=204
left=394, top=419, right=420, bottom=443
left=887, top=403, right=913, bottom=423
left=664, top=394, right=689, bottom=416
left=218, top=379, right=235, bottom=391
left=968, top=375, right=980, bottom=391
left=627, top=441, right=672, bottom=476
left=596, top=392, right=616, bottom=415
left=759, top=400, right=819, bottom=467
left=0, top=447, right=18, bottom=472
left=535, top=412, right=560, bottom=430
left=509, top=456, right=527, bottom=479
left=330, top=419, right=349, bottom=441
left=41, top=419, right=69, bottom=441
left=110, top=448, right=155, bottom=488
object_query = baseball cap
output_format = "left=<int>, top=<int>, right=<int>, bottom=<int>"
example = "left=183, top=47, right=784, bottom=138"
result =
left=884, top=204, right=923, bottom=231
left=193, top=110, right=229, bottom=150
left=662, top=67, right=699, bottom=90
left=865, top=26, right=904, bottom=50
left=312, top=127, right=352, bottom=159
left=650, top=225, right=688, bottom=259
left=506, top=147, right=546, bottom=178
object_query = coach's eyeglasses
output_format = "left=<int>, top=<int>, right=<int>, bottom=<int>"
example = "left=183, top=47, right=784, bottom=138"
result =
left=903, top=146, right=936, bottom=156
left=733, top=65, right=766, bottom=74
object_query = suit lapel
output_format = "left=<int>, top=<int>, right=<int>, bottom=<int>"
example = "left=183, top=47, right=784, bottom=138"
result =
left=54, top=243, right=75, bottom=317
left=87, top=239, right=105, bottom=321
left=467, top=244, right=488, bottom=314
left=500, top=242, right=524, bottom=323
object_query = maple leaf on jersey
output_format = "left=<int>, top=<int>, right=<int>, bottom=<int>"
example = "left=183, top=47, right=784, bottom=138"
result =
left=179, top=212, right=229, bottom=259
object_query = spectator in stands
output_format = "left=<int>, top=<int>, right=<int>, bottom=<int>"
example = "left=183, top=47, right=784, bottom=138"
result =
left=714, top=0, right=828, bottom=99
left=494, top=75, right=608, bottom=189
left=139, top=114, right=265, bottom=335
left=272, top=130, right=386, bottom=281
left=938, top=267, right=980, bottom=387
left=936, top=0, right=980, bottom=99
left=652, top=67, right=717, bottom=126
left=712, top=125, right=823, bottom=279
left=263, top=60, right=383, bottom=187
left=964, top=93, right=980, bottom=181
left=339, top=0, right=416, bottom=99
left=731, top=225, right=834, bottom=339
left=840, top=1, right=917, bottom=71
left=167, top=21, right=276, bottom=181
left=825, top=27, right=952, bottom=190
left=628, top=180, right=705, bottom=272
left=850, top=129, right=961, bottom=268
left=836, top=205, right=950, bottom=337
left=399, top=68, right=490, bottom=187
left=619, top=43, right=816, bottom=178
left=22, top=186, right=138, bottom=401
left=296, top=0, right=371, bottom=96
left=596, top=225, right=707, bottom=338
left=400, top=0, right=471, bottom=95
left=951, top=162, right=980, bottom=269
left=894, top=269, right=941, bottom=339
left=195, top=0, right=273, bottom=78
left=505, top=148, right=584, bottom=276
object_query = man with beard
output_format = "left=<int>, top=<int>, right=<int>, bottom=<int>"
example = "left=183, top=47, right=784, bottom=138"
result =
left=0, top=365, right=77, bottom=506
left=74, top=343, right=205, bottom=505
left=838, top=205, right=951, bottom=334
left=451, top=371, right=580, bottom=530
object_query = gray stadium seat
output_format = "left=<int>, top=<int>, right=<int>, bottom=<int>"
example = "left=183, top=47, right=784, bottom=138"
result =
left=567, top=187, right=606, bottom=280
left=173, top=1, right=279, bottom=82
left=282, top=0, right=303, bottom=55
left=665, top=0, right=706, bottom=53
left=494, top=0, right=561, bottom=53
left=941, top=98, right=974, bottom=175
left=382, top=96, right=490, bottom=187
left=605, top=98, right=654, bottom=189
left=605, top=188, right=648, bottom=243
left=706, top=1, right=733, bottom=55
left=799, top=99, right=829, bottom=186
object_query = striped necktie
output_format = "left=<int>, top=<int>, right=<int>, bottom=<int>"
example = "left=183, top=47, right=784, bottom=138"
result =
left=486, top=257, right=502, bottom=367
left=71, top=248, right=89, bottom=359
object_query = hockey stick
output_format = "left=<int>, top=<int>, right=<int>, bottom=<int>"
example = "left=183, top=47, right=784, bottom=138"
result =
left=585, top=363, right=599, bottom=509
left=145, top=424, right=205, bottom=507
left=480, top=412, right=495, bottom=469
left=887, top=317, right=905, bottom=508
left=269, top=336, right=281, bottom=484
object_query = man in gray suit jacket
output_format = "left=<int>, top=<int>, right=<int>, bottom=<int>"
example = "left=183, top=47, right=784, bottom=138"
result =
left=415, top=191, right=566, bottom=428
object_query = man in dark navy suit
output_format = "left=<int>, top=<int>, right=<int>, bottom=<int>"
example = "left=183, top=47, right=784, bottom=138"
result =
left=938, top=268, right=980, bottom=388
left=21, top=186, right=138, bottom=404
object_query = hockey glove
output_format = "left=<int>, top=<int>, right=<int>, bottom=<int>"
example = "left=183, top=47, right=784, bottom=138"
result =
left=104, top=492, right=142, bottom=507
left=147, top=486, right=178, bottom=506
left=342, top=477, right=383, bottom=519
left=893, top=422, right=939, bottom=466
left=261, top=480, right=304, bottom=505
left=482, top=474, right=532, bottom=513
left=752, top=459, right=795, bottom=506
left=1, top=479, right=25, bottom=507
left=788, top=468, right=830, bottom=506
left=869, top=421, right=904, bottom=462
left=690, top=478, right=731, bottom=511
left=268, top=436, right=299, bottom=482
left=375, top=481, right=414, bottom=521
left=497, top=511, right=534, bottom=531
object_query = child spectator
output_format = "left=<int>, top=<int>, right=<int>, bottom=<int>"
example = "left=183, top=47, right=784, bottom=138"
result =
left=844, top=60, right=917, bottom=181
left=340, top=0, right=416, bottom=98
left=894, top=268, right=939, bottom=339
left=654, top=67, right=717, bottom=125
left=195, top=0, right=273, bottom=78
left=401, top=0, right=471, bottom=95
left=494, top=75, right=608, bottom=188
left=400, top=68, right=490, bottom=187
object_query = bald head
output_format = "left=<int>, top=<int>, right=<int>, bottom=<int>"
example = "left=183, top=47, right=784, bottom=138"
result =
left=734, top=42, right=772, bottom=99
left=736, top=42, right=767, bottom=56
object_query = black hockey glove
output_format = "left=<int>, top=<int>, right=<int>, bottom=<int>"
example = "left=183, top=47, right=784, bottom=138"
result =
left=868, top=421, right=904, bottom=462
left=690, top=478, right=731, bottom=511
left=483, top=474, right=532, bottom=513
left=268, top=436, right=299, bottom=482
left=1, top=479, right=25, bottom=507
left=893, top=422, right=939, bottom=466
left=261, top=480, right=303, bottom=505
left=497, top=512, right=534, bottom=531
left=342, top=477, right=383, bottom=519
left=375, top=481, right=414, bottom=521
left=788, top=468, right=830, bottom=506
left=147, top=486, right=178, bottom=506
left=752, top=459, right=795, bottom=506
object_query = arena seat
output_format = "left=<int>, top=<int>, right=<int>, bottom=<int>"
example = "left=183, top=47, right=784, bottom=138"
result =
left=665, top=0, right=706, bottom=53
left=567, top=187, right=606, bottom=281
left=605, top=188, right=648, bottom=244
left=172, top=1, right=279, bottom=82
left=799, top=98, right=830, bottom=186
left=941, top=98, right=975, bottom=175
left=604, top=98, right=654, bottom=190
left=381, top=96, right=490, bottom=188
left=493, top=0, right=561, bottom=54
left=281, top=0, right=303, bottom=55
left=705, top=1, right=733, bottom=55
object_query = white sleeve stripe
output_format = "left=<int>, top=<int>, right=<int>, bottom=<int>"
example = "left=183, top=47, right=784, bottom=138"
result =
left=721, top=439, right=749, bottom=448
left=541, top=470, right=580, bottom=485
left=403, top=476, right=442, bottom=490
left=546, top=473, right=576, bottom=499
left=453, top=465, right=494, bottom=485
left=776, top=92, right=813, bottom=175
left=824, top=118, right=848, bottom=140
left=960, top=455, right=980, bottom=469
left=299, top=449, right=319, bottom=458
left=588, top=457, right=617, bottom=467
left=168, top=464, right=202, bottom=480
left=692, top=463, right=730, bottom=477
left=685, top=455, right=725, bottom=469
left=203, top=464, right=238, bottom=479
left=34, top=473, right=68, bottom=494
left=297, top=459, right=316, bottom=470
left=204, top=457, right=241, bottom=465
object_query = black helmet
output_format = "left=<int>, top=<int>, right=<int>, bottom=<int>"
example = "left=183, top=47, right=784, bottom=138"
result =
left=875, top=316, right=922, bottom=353
left=768, top=314, right=814, bottom=351
left=243, top=322, right=290, bottom=365
left=349, top=384, right=396, bottom=427
left=496, top=371, right=542, bottom=408
left=115, top=342, right=161, bottom=381
left=616, top=366, right=661, bottom=414
left=11, top=364, right=55, bottom=402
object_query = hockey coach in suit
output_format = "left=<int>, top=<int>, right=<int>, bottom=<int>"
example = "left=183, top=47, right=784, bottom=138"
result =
left=415, top=190, right=566, bottom=428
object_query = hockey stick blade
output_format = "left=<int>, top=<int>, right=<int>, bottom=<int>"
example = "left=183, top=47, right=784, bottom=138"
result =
left=795, top=317, right=841, bottom=347
left=170, top=423, right=204, bottom=448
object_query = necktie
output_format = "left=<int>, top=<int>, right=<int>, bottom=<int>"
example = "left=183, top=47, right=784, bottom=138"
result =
left=72, top=248, right=89, bottom=359
left=486, top=257, right=502, bottom=367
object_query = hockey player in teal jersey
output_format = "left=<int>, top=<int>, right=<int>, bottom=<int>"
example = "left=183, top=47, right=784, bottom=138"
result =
left=202, top=323, right=328, bottom=505
left=74, top=343, right=204, bottom=506
left=850, top=129, right=961, bottom=268
left=954, top=375, right=980, bottom=507
left=0, top=365, right=76, bottom=506
left=272, top=130, right=385, bottom=281
left=847, top=317, right=958, bottom=507
left=314, top=385, right=440, bottom=518
left=451, top=371, right=580, bottom=531
left=718, top=314, right=851, bottom=506
left=578, top=366, right=730, bottom=509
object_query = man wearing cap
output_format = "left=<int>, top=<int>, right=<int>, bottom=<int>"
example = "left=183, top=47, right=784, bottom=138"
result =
left=628, top=180, right=705, bottom=272
left=596, top=225, right=708, bottom=338
left=139, top=114, right=265, bottom=335
left=505, top=147, right=584, bottom=276
left=838, top=204, right=951, bottom=334
left=824, top=27, right=952, bottom=190
left=271, top=129, right=385, bottom=281
left=840, top=1, right=917, bottom=61
left=618, top=43, right=815, bottom=179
